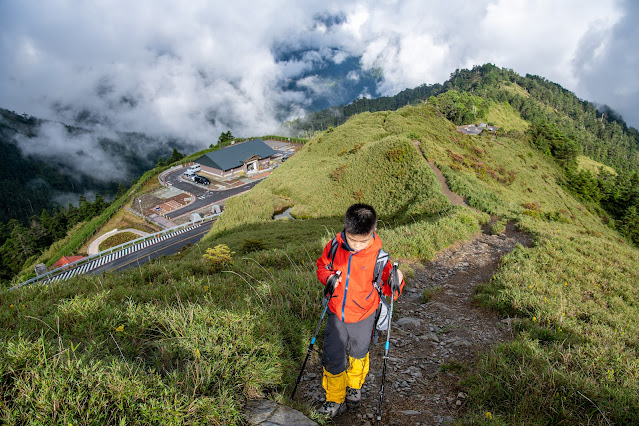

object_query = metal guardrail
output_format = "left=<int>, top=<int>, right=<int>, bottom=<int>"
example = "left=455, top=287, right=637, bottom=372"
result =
left=10, top=214, right=220, bottom=291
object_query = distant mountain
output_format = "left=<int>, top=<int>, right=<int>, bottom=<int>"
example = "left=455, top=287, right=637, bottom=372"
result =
left=288, top=64, right=639, bottom=174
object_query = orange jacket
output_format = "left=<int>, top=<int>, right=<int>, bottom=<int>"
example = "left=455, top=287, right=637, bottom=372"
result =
left=316, top=231, right=404, bottom=323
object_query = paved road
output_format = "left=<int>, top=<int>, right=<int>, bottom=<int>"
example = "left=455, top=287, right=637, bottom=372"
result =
left=163, top=168, right=261, bottom=219
left=89, top=221, right=213, bottom=274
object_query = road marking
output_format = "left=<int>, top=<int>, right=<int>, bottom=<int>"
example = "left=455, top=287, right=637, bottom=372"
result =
left=109, top=227, right=210, bottom=272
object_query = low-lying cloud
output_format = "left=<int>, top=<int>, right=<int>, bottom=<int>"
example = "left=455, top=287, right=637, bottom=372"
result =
left=16, top=122, right=132, bottom=182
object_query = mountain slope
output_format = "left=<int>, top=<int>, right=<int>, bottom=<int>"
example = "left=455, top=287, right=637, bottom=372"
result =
left=1, top=97, right=638, bottom=424
left=0, top=109, right=119, bottom=223
left=217, top=101, right=639, bottom=423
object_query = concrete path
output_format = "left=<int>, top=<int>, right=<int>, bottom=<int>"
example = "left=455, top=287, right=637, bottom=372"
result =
left=245, top=399, right=316, bottom=425
left=87, top=228, right=149, bottom=255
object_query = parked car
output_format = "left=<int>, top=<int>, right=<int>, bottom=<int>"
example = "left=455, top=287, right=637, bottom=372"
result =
left=187, top=164, right=201, bottom=173
left=281, top=155, right=289, bottom=162
left=194, top=175, right=210, bottom=185
left=183, top=171, right=196, bottom=180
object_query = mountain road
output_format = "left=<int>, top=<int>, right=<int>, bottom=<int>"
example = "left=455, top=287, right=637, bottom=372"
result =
left=89, top=220, right=213, bottom=274
left=162, top=168, right=261, bottom=219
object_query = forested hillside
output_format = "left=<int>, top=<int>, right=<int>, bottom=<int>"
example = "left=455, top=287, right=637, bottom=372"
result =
left=0, top=108, right=190, bottom=225
left=0, top=109, right=120, bottom=223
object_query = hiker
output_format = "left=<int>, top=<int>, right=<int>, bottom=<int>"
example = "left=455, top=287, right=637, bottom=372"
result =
left=315, top=203, right=405, bottom=417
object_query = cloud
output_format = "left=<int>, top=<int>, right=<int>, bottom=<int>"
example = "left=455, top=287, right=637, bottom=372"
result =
left=572, top=0, right=638, bottom=127
left=1, top=0, right=637, bottom=171
left=15, top=122, right=132, bottom=182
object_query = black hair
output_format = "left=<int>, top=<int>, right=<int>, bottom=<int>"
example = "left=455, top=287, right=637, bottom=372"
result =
left=344, top=203, right=377, bottom=235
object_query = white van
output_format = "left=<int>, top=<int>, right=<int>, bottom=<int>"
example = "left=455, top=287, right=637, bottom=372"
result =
left=187, top=164, right=201, bottom=173
left=183, top=170, right=196, bottom=181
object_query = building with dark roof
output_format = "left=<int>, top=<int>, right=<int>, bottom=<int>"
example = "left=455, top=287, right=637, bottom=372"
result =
left=194, top=139, right=277, bottom=177
left=456, top=123, right=500, bottom=135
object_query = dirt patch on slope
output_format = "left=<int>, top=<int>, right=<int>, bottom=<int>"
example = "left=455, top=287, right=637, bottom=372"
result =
left=296, top=223, right=532, bottom=425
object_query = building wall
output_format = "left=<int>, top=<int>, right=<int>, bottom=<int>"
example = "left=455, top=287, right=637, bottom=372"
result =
left=200, top=165, right=243, bottom=178
left=200, top=155, right=275, bottom=178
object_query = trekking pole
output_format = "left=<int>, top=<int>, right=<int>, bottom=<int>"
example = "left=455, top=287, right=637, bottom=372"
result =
left=377, top=263, right=398, bottom=425
left=291, top=271, right=341, bottom=399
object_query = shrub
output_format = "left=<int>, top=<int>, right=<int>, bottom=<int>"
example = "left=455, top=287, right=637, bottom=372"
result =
left=202, top=244, right=234, bottom=272
left=522, top=202, right=541, bottom=212
left=329, top=164, right=347, bottom=182
left=489, top=219, right=507, bottom=235
left=386, top=147, right=406, bottom=162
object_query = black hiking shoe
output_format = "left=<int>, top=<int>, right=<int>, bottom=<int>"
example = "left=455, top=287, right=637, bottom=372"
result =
left=346, top=387, right=361, bottom=408
left=317, top=401, right=347, bottom=417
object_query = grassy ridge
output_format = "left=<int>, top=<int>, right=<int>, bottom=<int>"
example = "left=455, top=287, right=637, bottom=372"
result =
left=2, top=102, right=638, bottom=424
left=213, top=111, right=450, bottom=232
left=383, top=103, right=638, bottom=423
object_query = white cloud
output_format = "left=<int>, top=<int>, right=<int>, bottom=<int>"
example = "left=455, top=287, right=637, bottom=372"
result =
left=15, top=122, right=131, bottom=182
left=1, top=0, right=637, bottom=168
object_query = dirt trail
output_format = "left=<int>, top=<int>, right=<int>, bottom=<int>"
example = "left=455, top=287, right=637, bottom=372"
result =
left=297, top=223, right=531, bottom=425
left=411, top=139, right=468, bottom=208
left=426, top=161, right=467, bottom=208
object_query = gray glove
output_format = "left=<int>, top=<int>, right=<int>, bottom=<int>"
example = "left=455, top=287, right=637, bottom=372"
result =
left=390, top=263, right=400, bottom=297
left=325, top=271, right=341, bottom=296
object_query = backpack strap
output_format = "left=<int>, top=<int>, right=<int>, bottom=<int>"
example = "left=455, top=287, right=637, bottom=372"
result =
left=372, top=249, right=389, bottom=293
left=371, top=248, right=390, bottom=345
left=325, top=237, right=339, bottom=270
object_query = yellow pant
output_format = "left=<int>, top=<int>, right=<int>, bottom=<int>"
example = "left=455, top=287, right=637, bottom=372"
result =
left=323, top=353, right=370, bottom=403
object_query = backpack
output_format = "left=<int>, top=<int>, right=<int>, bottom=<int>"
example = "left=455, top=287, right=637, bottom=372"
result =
left=325, top=236, right=391, bottom=338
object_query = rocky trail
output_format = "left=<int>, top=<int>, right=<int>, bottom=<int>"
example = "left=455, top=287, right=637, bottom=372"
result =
left=294, top=222, right=532, bottom=425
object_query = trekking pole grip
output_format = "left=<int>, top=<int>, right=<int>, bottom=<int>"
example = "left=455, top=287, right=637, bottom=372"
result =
left=391, top=262, right=399, bottom=298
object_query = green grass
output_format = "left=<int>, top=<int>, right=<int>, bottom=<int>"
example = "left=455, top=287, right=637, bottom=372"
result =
left=421, top=286, right=442, bottom=303
left=98, top=232, right=140, bottom=251
left=1, top=238, right=321, bottom=424
left=576, top=155, right=617, bottom=176
left=464, top=218, right=639, bottom=424
left=485, top=101, right=529, bottom=132
left=2, top=102, right=638, bottom=424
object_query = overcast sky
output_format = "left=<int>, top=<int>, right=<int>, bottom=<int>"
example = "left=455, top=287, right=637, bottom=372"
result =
left=1, top=0, right=637, bottom=149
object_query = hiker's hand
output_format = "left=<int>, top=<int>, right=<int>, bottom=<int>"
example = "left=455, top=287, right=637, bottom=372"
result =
left=391, top=269, right=403, bottom=298
left=325, top=271, right=342, bottom=296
